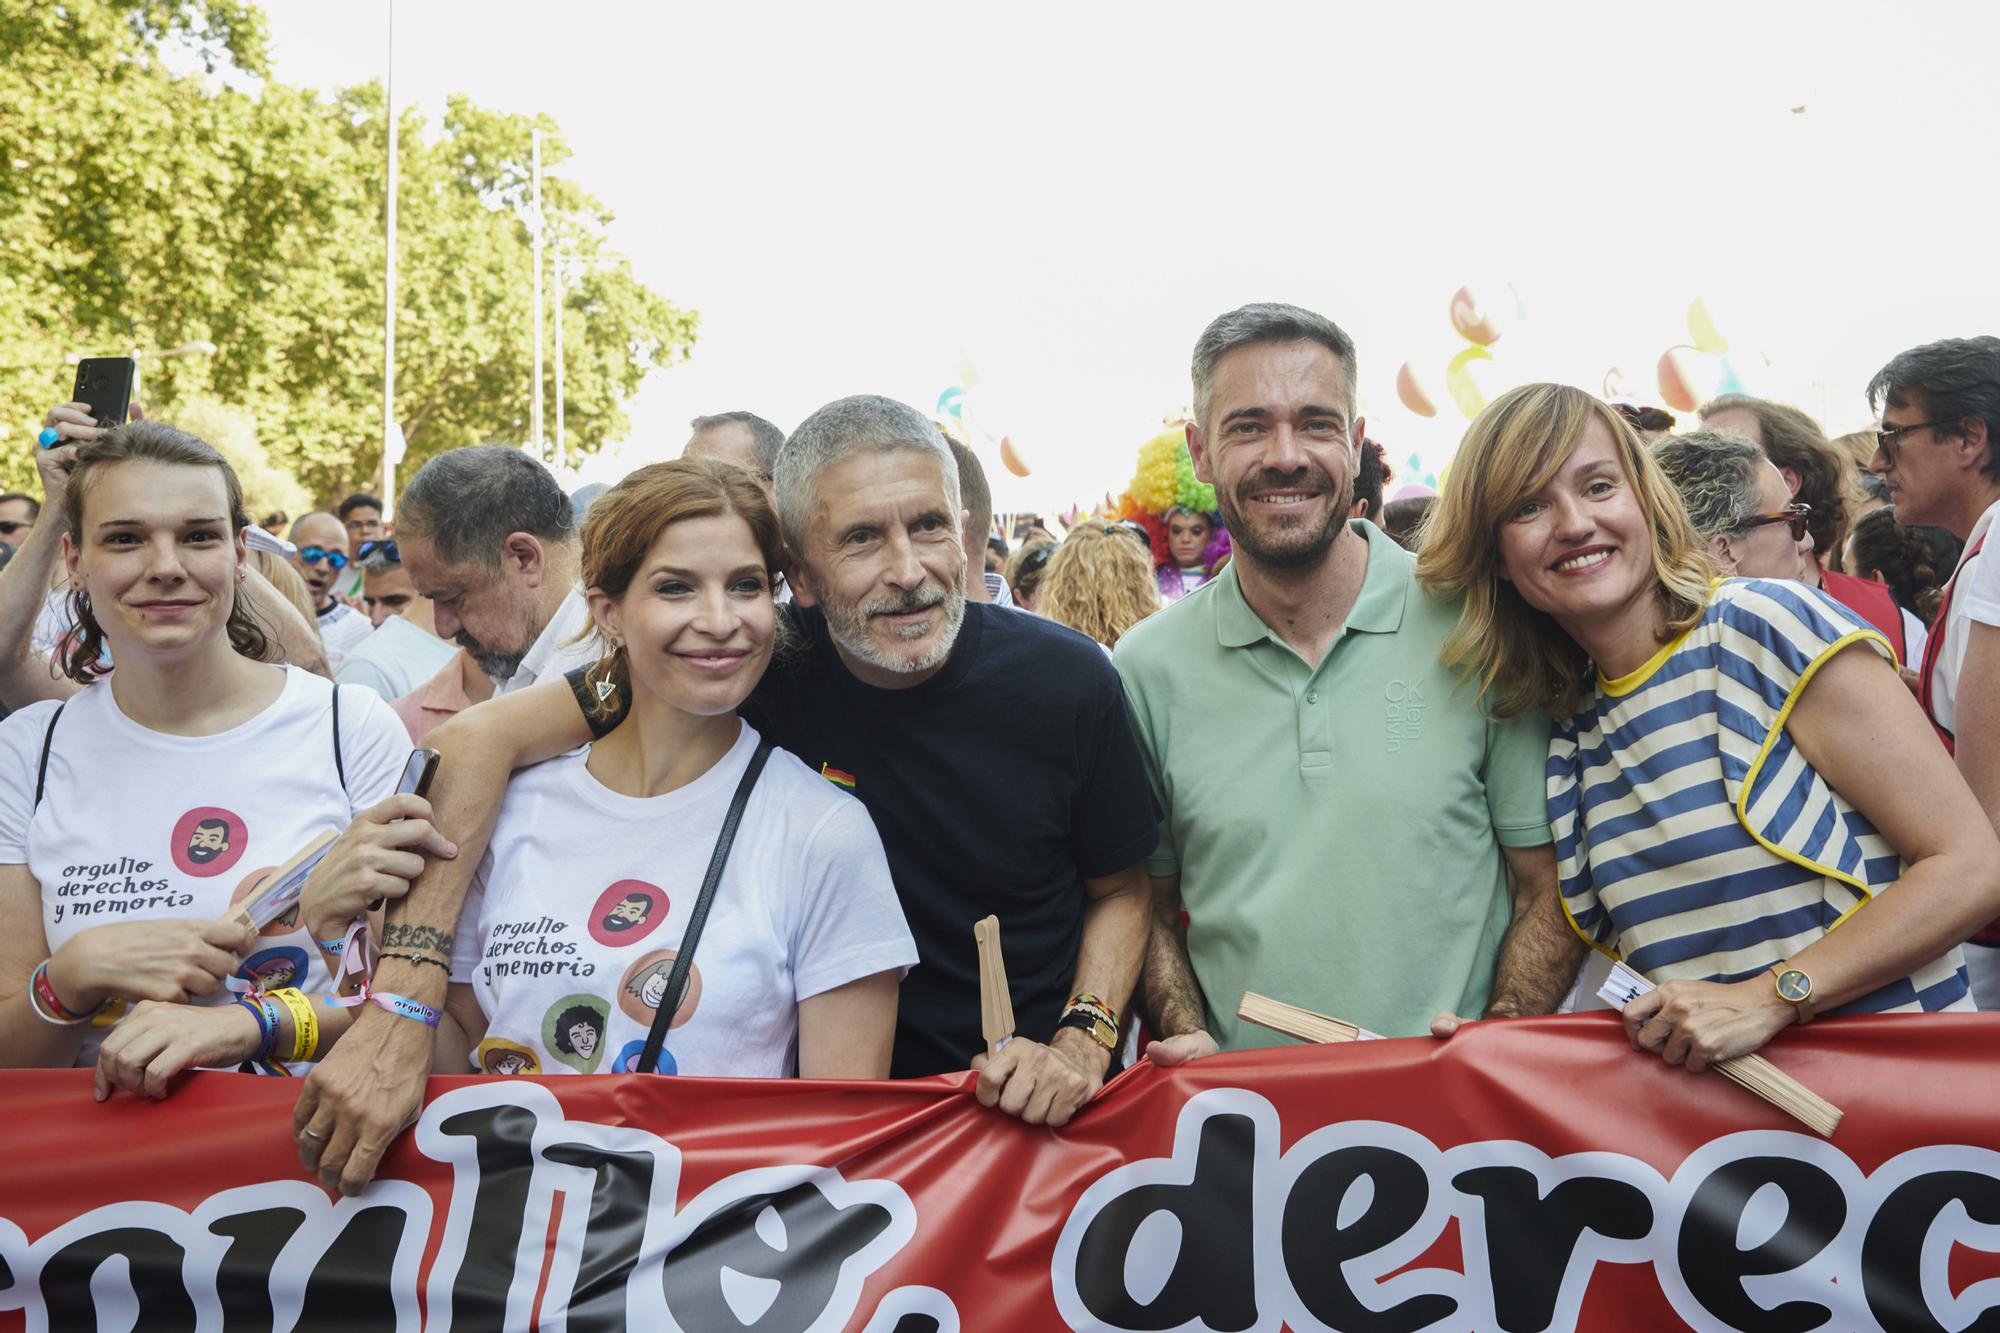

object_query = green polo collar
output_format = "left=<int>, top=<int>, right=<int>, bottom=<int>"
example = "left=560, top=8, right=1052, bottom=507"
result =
left=1215, top=520, right=1411, bottom=649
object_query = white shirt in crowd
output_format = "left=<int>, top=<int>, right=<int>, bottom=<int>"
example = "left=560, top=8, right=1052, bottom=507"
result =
left=1925, top=496, right=2000, bottom=735
left=450, top=722, right=917, bottom=1078
left=316, top=600, right=374, bottom=672
left=335, top=612, right=456, bottom=703
left=0, top=668, right=409, bottom=1066
left=496, top=585, right=595, bottom=695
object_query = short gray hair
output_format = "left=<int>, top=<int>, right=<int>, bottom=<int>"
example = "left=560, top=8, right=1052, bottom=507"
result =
left=1191, top=302, right=1359, bottom=428
left=396, top=445, right=576, bottom=569
left=1650, top=430, right=1765, bottom=538
left=774, top=396, right=961, bottom=551
left=691, top=411, right=786, bottom=476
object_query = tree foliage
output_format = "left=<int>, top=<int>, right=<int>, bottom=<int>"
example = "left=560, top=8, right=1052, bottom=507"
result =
left=0, top=0, right=697, bottom=500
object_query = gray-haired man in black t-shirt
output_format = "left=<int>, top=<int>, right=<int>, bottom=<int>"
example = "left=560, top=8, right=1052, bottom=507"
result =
left=297, top=395, right=1159, bottom=1194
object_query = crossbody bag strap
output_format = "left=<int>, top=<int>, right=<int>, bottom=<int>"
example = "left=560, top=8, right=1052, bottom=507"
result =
left=331, top=682, right=348, bottom=795
left=34, top=703, right=66, bottom=809
left=636, top=738, right=774, bottom=1075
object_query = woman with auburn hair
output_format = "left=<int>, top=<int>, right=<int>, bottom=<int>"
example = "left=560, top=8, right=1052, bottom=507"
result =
left=1417, top=383, right=2000, bottom=1072
left=432, top=458, right=915, bottom=1079
left=1038, top=523, right=1163, bottom=650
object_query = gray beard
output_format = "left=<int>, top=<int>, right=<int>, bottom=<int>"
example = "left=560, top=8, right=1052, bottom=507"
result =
left=823, top=585, right=967, bottom=678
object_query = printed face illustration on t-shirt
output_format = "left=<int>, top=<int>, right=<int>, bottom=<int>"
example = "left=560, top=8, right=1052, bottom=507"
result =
left=238, top=946, right=310, bottom=992
left=170, top=806, right=248, bottom=878
left=476, top=1038, right=541, bottom=1076
left=587, top=879, right=669, bottom=948
left=542, top=993, right=611, bottom=1073
left=614, top=949, right=702, bottom=1027
left=613, top=1039, right=676, bottom=1075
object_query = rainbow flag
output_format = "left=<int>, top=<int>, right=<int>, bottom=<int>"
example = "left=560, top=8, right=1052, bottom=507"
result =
left=820, top=763, right=857, bottom=789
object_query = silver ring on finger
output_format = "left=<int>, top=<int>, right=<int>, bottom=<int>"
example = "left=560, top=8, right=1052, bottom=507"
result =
left=301, top=1127, right=330, bottom=1141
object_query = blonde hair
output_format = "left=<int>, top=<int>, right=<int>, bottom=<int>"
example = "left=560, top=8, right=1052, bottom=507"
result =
left=1415, top=383, right=1713, bottom=719
left=1038, top=525, right=1161, bottom=649
left=248, top=549, right=319, bottom=627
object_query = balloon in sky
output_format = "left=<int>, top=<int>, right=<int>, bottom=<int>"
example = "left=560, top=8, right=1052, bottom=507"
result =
left=1656, top=346, right=1729, bottom=414
left=1395, top=361, right=1438, bottom=417
left=998, top=436, right=1031, bottom=478
left=1686, top=298, right=1729, bottom=355
left=1445, top=345, right=1496, bottom=419
left=1449, top=285, right=1508, bottom=346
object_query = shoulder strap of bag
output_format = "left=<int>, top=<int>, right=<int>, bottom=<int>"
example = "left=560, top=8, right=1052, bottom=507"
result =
left=636, top=738, right=774, bottom=1075
left=330, top=682, right=348, bottom=795
left=34, top=703, right=66, bottom=809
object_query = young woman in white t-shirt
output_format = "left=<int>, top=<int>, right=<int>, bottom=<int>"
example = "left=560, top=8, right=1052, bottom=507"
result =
left=435, top=458, right=915, bottom=1079
left=0, top=422, right=452, bottom=1088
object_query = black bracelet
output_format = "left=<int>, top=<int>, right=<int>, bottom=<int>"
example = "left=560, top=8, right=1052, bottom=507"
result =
left=376, top=950, right=451, bottom=972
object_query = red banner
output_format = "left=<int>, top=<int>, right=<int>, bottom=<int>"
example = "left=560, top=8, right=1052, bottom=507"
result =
left=3, top=1013, right=2000, bottom=1332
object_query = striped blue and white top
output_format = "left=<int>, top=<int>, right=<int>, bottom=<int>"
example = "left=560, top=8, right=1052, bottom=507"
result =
left=1549, top=578, right=1970, bottom=1014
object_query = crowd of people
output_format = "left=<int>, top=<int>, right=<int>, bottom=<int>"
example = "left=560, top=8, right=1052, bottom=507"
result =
left=2, top=302, right=1997, bottom=1199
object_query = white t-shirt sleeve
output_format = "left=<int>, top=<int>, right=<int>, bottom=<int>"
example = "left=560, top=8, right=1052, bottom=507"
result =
left=337, top=682, right=414, bottom=812
left=0, top=702, right=59, bottom=865
left=787, top=797, right=919, bottom=1002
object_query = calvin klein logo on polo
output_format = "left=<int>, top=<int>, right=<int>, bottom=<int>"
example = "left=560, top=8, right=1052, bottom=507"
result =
left=1387, top=678, right=1426, bottom=752
left=820, top=762, right=857, bottom=789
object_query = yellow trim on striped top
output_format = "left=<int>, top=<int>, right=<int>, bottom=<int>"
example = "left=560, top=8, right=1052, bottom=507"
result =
left=1557, top=882, right=1624, bottom=962
left=1598, top=621, right=1700, bottom=697
left=1730, top=626, right=1895, bottom=915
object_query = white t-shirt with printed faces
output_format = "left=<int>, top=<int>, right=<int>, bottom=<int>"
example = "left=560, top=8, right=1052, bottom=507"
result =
left=1928, top=497, right=2000, bottom=734
left=0, top=668, right=409, bottom=1067
left=451, top=723, right=917, bottom=1079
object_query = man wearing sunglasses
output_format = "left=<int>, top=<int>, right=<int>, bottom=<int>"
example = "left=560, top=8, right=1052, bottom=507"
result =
left=288, top=512, right=374, bottom=672
left=1868, top=336, right=2000, bottom=1009
left=0, top=493, right=38, bottom=553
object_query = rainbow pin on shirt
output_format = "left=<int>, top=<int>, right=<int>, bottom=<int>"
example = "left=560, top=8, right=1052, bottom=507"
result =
left=819, top=762, right=856, bottom=789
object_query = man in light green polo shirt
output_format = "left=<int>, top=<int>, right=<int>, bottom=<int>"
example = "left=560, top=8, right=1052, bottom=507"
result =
left=1115, top=302, right=1582, bottom=1052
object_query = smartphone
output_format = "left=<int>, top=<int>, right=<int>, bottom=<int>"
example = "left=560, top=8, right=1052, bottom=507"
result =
left=71, top=357, right=138, bottom=427
left=367, top=748, right=441, bottom=910
left=398, top=748, right=441, bottom=800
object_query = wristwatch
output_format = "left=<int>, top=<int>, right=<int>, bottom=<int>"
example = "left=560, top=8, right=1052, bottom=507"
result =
left=1770, top=963, right=1815, bottom=1025
left=1056, top=1008, right=1119, bottom=1051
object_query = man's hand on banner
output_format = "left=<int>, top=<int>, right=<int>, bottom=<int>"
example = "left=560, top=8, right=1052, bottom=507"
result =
left=293, top=1004, right=430, bottom=1194
left=1143, top=1030, right=1219, bottom=1065
left=972, top=1029, right=1107, bottom=1127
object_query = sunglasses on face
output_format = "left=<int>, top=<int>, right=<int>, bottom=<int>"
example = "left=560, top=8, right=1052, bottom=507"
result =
left=356, top=540, right=401, bottom=563
left=1737, top=502, right=1812, bottom=543
left=297, top=546, right=349, bottom=571
left=1874, top=419, right=1955, bottom=460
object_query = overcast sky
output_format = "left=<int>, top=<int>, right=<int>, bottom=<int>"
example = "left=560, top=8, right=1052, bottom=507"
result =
left=257, top=1, right=2000, bottom=508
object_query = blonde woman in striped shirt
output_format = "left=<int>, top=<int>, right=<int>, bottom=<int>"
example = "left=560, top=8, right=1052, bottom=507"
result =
left=1418, top=383, right=2000, bottom=1073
